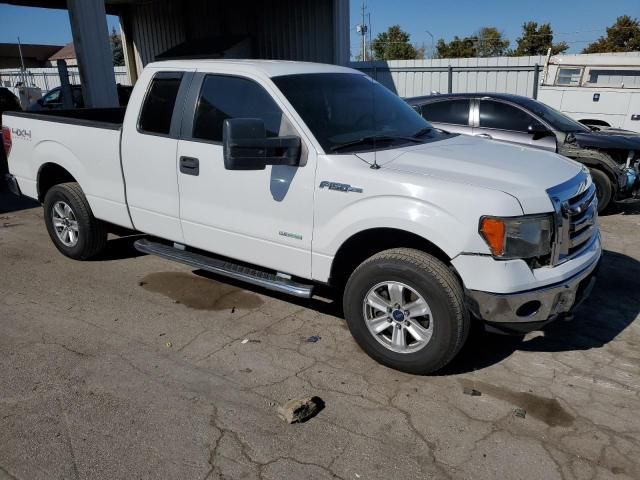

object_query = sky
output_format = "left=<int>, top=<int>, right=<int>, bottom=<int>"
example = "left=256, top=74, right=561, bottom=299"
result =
left=0, top=5, right=120, bottom=46
left=0, top=1, right=637, bottom=54
left=349, top=0, right=640, bottom=56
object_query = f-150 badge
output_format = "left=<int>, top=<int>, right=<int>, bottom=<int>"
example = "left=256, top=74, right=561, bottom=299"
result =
left=319, top=181, right=363, bottom=193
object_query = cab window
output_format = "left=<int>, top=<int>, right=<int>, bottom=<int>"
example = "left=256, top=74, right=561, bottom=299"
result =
left=138, top=72, right=183, bottom=136
left=192, top=75, right=283, bottom=143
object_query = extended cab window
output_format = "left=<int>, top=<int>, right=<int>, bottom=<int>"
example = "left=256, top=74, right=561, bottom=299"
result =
left=421, top=99, right=470, bottom=125
left=479, top=101, right=533, bottom=132
left=193, top=75, right=283, bottom=142
left=138, top=72, right=183, bottom=135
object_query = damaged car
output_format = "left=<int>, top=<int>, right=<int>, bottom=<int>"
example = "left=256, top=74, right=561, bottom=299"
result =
left=406, top=93, right=640, bottom=211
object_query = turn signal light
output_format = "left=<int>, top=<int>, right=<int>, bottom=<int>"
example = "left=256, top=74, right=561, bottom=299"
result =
left=479, top=217, right=505, bottom=256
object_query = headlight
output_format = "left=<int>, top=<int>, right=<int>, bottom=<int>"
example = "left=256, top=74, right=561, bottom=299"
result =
left=479, top=215, right=553, bottom=260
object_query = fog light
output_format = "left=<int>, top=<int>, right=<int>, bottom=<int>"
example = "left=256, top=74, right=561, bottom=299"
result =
left=516, top=300, right=541, bottom=317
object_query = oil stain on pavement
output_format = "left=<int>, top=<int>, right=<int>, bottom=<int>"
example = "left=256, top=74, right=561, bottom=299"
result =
left=460, top=380, right=575, bottom=427
left=139, top=271, right=264, bottom=311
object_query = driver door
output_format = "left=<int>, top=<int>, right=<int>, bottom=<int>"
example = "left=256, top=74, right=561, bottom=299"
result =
left=473, top=99, right=557, bottom=152
left=176, top=73, right=315, bottom=278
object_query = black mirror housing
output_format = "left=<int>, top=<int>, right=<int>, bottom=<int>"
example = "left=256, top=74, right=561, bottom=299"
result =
left=223, top=118, right=301, bottom=171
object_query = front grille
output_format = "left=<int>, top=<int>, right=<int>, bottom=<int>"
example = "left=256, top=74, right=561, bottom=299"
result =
left=547, top=173, right=598, bottom=266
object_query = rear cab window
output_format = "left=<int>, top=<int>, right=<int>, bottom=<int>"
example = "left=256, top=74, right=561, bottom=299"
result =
left=138, top=72, right=184, bottom=136
left=420, top=99, right=470, bottom=125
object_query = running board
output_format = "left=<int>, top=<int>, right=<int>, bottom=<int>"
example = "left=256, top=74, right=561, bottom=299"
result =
left=134, top=238, right=314, bottom=298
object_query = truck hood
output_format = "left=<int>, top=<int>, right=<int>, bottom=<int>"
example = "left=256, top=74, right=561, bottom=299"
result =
left=365, top=135, right=583, bottom=214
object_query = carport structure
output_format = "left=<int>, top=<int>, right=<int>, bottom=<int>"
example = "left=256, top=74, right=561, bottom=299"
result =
left=1, top=0, right=350, bottom=107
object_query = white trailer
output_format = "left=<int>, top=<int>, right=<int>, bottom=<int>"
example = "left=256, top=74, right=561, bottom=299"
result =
left=539, top=53, right=640, bottom=133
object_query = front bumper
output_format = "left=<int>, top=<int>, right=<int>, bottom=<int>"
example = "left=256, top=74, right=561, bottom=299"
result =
left=4, top=173, right=21, bottom=196
left=465, top=251, right=601, bottom=334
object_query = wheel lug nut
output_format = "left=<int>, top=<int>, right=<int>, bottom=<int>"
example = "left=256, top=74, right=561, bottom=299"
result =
left=387, top=318, right=392, bottom=323
left=404, top=320, right=410, bottom=327
left=396, top=324, right=402, bottom=329
left=404, top=310, right=410, bottom=316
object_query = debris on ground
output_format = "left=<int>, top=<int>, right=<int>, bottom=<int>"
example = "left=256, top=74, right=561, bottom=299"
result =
left=306, top=335, right=321, bottom=343
left=165, top=341, right=172, bottom=348
left=277, top=396, right=325, bottom=424
left=463, top=387, right=482, bottom=396
left=231, top=307, right=235, bottom=313
left=514, top=408, right=527, bottom=419
left=240, top=368, right=252, bottom=373
left=241, top=339, right=249, bottom=344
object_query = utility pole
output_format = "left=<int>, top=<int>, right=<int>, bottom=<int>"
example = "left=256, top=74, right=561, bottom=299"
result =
left=356, top=1, right=368, bottom=61
left=17, top=36, right=27, bottom=86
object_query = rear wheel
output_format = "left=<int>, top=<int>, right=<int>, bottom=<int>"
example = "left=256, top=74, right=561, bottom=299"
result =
left=589, top=168, right=612, bottom=213
left=43, top=182, right=107, bottom=260
left=343, top=248, right=469, bottom=374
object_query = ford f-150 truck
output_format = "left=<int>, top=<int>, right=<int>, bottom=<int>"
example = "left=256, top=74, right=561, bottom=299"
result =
left=2, top=60, right=601, bottom=374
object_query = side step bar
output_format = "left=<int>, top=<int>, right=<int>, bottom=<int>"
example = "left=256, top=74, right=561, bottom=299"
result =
left=134, top=238, right=314, bottom=298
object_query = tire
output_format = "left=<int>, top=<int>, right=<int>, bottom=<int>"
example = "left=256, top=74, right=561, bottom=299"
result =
left=589, top=168, right=612, bottom=213
left=43, top=182, right=107, bottom=260
left=343, top=248, right=469, bottom=374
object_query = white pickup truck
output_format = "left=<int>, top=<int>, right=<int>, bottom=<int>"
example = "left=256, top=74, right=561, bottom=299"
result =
left=2, top=60, right=601, bottom=374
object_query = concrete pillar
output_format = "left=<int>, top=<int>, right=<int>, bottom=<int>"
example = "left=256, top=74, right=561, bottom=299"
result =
left=66, top=0, right=119, bottom=107
left=119, top=13, right=138, bottom=85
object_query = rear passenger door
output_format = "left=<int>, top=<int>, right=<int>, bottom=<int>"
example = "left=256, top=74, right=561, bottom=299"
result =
left=474, top=99, right=556, bottom=151
left=121, top=69, right=193, bottom=242
left=418, top=99, right=472, bottom=135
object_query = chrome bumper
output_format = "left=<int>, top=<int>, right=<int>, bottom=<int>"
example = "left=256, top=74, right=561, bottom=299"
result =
left=4, top=174, right=21, bottom=196
left=466, top=251, right=601, bottom=330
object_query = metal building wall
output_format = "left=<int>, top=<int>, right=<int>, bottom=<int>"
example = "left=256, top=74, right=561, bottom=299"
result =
left=121, top=0, right=347, bottom=80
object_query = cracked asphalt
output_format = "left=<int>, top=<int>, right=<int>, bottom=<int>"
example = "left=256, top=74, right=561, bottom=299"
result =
left=1, top=191, right=639, bottom=480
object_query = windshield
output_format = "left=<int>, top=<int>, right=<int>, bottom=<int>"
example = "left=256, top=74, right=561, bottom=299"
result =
left=272, top=73, right=440, bottom=153
left=520, top=98, right=590, bottom=133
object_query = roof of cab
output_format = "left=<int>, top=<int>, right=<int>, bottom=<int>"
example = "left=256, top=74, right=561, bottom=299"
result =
left=144, top=59, right=359, bottom=78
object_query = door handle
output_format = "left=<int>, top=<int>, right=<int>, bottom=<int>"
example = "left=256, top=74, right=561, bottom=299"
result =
left=180, top=156, right=199, bottom=176
left=476, top=133, right=492, bottom=139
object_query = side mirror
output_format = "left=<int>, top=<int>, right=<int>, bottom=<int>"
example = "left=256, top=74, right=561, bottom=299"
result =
left=528, top=123, right=551, bottom=138
left=223, top=118, right=301, bottom=171
left=36, top=98, right=44, bottom=106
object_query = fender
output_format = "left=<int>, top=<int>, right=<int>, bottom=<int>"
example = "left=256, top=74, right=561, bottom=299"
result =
left=34, top=141, right=86, bottom=196
left=558, top=144, right=621, bottom=190
left=311, top=191, right=521, bottom=282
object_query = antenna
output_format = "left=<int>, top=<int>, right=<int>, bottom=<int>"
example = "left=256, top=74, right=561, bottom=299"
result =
left=370, top=73, right=380, bottom=170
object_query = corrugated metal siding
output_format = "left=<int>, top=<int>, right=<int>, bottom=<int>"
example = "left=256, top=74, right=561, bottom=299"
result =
left=127, top=0, right=186, bottom=72
left=123, top=0, right=337, bottom=71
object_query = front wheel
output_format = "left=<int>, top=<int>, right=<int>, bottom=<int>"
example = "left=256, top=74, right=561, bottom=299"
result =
left=343, top=248, right=469, bottom=374
left=43, top=182, right=107, bottom=260
left=589, top=168, right=612, bottom=213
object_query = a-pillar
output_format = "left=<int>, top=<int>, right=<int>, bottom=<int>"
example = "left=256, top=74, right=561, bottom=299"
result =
left=66, top=0, right=119, bottom=107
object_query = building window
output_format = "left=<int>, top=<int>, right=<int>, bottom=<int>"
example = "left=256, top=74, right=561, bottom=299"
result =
left=556, top=68, right=582, bottom=86
left=138, top=72, right=183, bottom=135
left=587, top=69, right=640, bottom=87
left=193, top=75, right=283, bottom=143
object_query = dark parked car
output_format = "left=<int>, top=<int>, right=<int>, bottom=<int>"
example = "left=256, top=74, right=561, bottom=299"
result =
left=406, top=93, right=640, bottom=211
left=28, top=84, right=133, bottom=111
left=1, top=87, right=22, bottom=182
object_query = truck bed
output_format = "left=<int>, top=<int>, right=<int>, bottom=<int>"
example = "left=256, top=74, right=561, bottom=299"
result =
left=3, top=107, right=132, bottom=229
left=5, top=107, right=126, bottom=129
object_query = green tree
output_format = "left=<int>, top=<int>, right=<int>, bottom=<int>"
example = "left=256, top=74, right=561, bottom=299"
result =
left=582, top=15, right=640, bottom=53
left=512, top=22, right=568, bottom=56
left=476, top=27, right=510, bottom=57
left=371, top=25, right=422, bottom=60
left=436, top=27, right=508, bottom=58
left=110, top=27, right=124, bottom=66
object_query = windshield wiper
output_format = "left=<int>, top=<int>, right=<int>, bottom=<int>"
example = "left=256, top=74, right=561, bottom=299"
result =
left=329, top=134, right=423, bottom=152
left=412, top=127, right=432, bottom=138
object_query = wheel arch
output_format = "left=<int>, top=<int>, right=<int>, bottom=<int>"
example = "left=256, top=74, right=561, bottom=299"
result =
left=37, top=162, right=78, bottom=202
left=329, top=227, right=454, bottom=288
